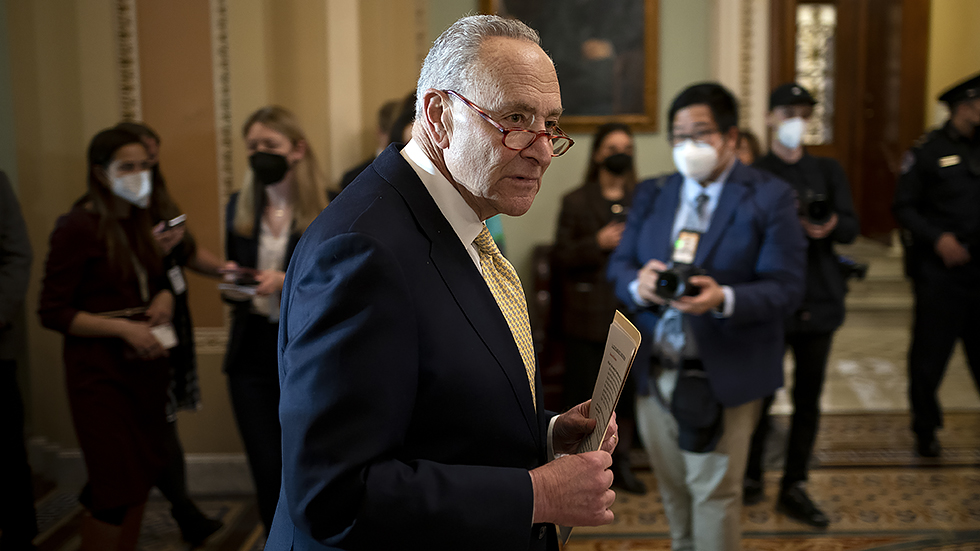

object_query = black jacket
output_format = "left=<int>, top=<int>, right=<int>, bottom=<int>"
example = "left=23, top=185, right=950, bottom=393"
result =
left=223, top=191, right=302, bottom=374
left=0, top=172, right=32, bottom=360
left=754, top=152, right=859, bottom=333
left=893, top=122, right=980, bottom=285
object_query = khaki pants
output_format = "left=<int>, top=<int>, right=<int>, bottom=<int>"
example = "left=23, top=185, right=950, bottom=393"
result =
left=636, top=392, right=761, bottom=551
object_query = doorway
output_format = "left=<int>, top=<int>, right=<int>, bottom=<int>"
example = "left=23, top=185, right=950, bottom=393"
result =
left=770, top=0, right=930, bottom=242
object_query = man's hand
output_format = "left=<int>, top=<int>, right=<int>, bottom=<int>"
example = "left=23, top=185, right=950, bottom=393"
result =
left=596, top=221, right=625, bottom=251
left=935, top=232, right=971, bottom=268
left=553, top=400, right=619, bottom=455
left=800, top=213, right=838, bottom=240
left=635, top=259, right=668, bottom=305
left=530, top=452, right=616, bottom=526
left=673, top=275, right=724, bottom=315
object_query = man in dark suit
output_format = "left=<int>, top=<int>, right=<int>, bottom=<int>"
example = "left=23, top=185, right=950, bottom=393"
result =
left=266, top=15, right=618, bottom=551
left=608, top=83, right=806, bottom=550
left=0, top=170, right=36, bottom=551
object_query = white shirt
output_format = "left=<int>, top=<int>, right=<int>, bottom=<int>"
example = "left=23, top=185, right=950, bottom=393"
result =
left=252, top=218, right=288, bottom=321
left=400, top=140, right=485, bottom=271
left=399, top=139, right=561, bottom=462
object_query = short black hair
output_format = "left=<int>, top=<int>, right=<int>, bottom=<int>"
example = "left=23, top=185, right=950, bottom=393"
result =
left=668, top=82, right=739, bottom=137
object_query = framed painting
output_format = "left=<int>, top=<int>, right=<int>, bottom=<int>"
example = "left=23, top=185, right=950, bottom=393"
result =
left=479, top=0, right=659, bottom=133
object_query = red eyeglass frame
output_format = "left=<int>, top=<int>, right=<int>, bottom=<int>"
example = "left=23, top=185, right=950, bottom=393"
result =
left=443, top=89, right=574, bottom=157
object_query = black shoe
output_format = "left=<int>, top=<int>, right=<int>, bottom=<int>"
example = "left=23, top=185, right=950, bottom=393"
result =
left=743, top=479, right=764, bottom=505
left=611, top=460, right=648, bottom=495
left=916, top=433, right=941, bottom=458
left=175, top=510, right=224, bottom=547
left=777, top=485, right=830, bottom=528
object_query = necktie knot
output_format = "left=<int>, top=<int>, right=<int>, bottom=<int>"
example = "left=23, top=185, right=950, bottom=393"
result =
left=474, top=225, right=501, bottom=257
left=695, top=193, right=709, bottom=219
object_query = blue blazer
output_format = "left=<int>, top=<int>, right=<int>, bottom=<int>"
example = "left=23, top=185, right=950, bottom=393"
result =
left=607, top=162, right=807, bottom=407
left=266, top=145, right=558, bottom=551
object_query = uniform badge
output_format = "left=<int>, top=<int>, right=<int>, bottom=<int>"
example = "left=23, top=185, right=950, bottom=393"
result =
left=938, top=155, right=960, bottom=168
left=900, top=151, right=915, bottom=174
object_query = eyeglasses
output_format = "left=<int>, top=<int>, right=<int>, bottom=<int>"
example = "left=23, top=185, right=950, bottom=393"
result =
left=444, top=90, right=574, bottom=157
left=669, top=128, right=720, bottom=147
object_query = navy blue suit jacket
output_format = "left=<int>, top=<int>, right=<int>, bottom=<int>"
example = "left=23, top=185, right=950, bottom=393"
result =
left=266, top=145, right=557, bottom=550
left=607, top=162, right=807, bottom=407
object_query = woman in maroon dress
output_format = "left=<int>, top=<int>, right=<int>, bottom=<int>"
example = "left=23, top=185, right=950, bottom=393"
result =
left=39, top=127, right=174, bottom=551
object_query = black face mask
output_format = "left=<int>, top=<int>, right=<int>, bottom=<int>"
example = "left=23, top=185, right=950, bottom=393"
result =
left=249, top=151, right=290, bottom=186
left=603, top=153, right=633, bottom=175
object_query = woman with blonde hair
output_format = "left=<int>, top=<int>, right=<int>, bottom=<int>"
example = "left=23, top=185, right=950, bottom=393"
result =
left=222, top=105, right=327, bottom=533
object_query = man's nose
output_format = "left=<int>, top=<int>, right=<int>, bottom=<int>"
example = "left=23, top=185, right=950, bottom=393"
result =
left=521, top=133, right=554, bottom=165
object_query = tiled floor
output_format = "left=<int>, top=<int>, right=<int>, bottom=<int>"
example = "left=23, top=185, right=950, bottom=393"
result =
left=771, top=237, right=980, bottom=415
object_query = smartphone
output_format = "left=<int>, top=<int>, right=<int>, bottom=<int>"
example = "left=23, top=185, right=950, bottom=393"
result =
left=168, top=214, right=187, bottom=228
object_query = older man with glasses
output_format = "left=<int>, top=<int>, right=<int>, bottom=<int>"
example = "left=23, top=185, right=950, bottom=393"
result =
left=266, top=15, right=618, bottom=551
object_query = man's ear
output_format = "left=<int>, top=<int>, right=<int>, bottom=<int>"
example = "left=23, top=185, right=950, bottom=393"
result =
left=723, top=126, right=740, bottom=148
left=422, top=89, right=452, bottom=149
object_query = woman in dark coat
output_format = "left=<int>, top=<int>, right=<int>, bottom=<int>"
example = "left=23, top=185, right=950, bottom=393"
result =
left=39, top=127, right=173, bottom=551
left=552, top=122, right=645, bottom=494
left=222, top=106, right=328, bottom=533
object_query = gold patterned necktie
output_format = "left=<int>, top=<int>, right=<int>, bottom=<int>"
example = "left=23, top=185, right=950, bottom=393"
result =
left=474, top=225, right=536, bottom=409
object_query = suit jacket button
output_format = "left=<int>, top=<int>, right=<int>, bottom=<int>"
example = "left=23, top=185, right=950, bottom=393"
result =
left=539, top=526, right=547, bottom=539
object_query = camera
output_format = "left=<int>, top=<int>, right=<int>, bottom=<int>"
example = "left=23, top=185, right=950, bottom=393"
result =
left=655, top=264, right=707, bottom=301
left=800, top=190, right=832, bottom=224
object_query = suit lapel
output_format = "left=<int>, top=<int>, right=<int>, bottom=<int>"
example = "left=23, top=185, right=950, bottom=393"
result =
left=695, top=164, right=748, bottom=266
left=373, top=148, right=540, bottom=442
left=650, top=177, right=682, bottom=260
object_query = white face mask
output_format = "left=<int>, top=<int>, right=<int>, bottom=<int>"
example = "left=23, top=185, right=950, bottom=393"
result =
left=672, top=140, right=719, bottom=182
left=111, top=170, right=152, bottom=209
left=777, top=117, right=806, bottom=150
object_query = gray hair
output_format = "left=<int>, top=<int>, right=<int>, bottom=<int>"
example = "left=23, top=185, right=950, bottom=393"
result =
left=416, top=15, right=542, bottom=118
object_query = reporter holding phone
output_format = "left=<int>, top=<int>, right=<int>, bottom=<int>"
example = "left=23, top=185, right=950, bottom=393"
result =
left=114, top=121, right=226, bottom=546
left=552, top=123, right=643, bottom=494
left=223, top=106, right=328, bottom=533
left=38, top=127, right=174, bottom=551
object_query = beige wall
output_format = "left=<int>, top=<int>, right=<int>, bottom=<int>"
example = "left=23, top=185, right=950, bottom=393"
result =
left=925, top=0, right=980, bottom=127
left=9, top=0, right=121, bottom=448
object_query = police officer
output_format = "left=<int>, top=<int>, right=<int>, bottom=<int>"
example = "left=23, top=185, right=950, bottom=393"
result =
left=893, top=72, right=980, bottom=458
left=743, top=83, right=860, bottom=528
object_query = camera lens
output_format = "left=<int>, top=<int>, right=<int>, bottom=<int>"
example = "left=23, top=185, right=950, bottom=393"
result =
left=807, top=198, right=831, bottom=223
left=655, top=271, right=681, bottom=300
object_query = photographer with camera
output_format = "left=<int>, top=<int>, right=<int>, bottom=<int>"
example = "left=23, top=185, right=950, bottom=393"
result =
left=741, top=83, right=860, bottom=528
left=608, top=83, right=806, bottom=550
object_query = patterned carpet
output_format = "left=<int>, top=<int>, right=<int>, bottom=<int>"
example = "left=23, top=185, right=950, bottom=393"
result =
left=22, top=412, right=980, bottom=550
left=570, top=412, right=980, bottom=551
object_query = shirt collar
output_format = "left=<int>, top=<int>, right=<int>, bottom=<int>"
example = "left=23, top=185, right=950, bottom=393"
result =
left=681, top=157, right=735, bottom=206
left=400, top=139, right=485, bottom=255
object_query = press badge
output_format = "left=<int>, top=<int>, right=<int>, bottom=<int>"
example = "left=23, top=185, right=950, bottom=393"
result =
left=167, top=266, right=187, bottom=295
left=672, top=230, right=701, bottom=265
left=939, top=155, right=960, bottom=168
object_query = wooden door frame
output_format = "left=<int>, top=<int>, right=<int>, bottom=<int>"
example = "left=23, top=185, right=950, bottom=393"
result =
left=769, top=0, right=930, bottom=238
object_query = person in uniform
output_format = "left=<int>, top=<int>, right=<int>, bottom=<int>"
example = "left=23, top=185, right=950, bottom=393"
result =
left=743, top=83, right=860, bottom=528
left=893, top=72, right=980, bottom=457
